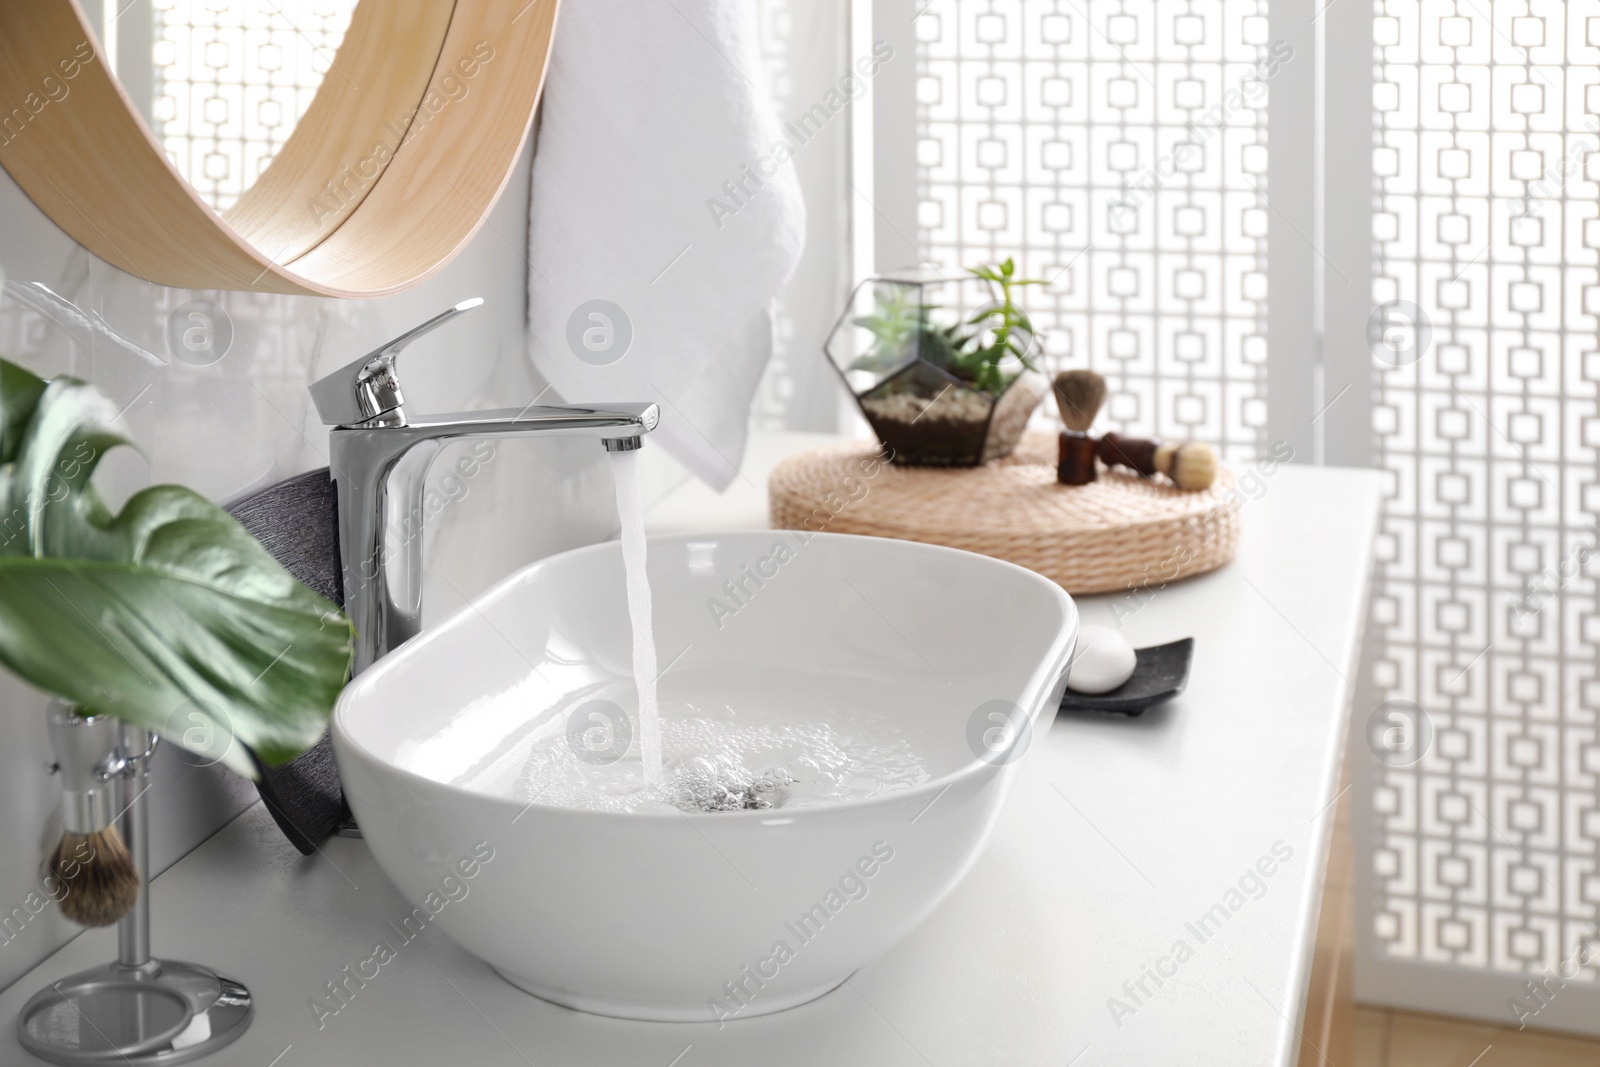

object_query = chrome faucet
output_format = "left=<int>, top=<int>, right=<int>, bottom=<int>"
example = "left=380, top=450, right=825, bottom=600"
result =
left=310, top=298, right=660, bottom=673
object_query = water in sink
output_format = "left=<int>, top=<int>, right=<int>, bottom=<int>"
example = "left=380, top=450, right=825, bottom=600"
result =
left=506, top=698, right=932, bottom=814
left=592, top=451, right=931, bottom=814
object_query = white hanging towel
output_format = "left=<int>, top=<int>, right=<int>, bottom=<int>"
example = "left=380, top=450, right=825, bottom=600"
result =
left=526, top=0, right=805, bottom=489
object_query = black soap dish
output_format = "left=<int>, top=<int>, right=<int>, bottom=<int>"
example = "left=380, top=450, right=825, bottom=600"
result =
left=1059, top=638, right=1194, bottom=716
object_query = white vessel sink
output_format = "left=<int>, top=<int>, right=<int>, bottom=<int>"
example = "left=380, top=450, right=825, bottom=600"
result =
left=332, top=531, right=1076, bottom=1022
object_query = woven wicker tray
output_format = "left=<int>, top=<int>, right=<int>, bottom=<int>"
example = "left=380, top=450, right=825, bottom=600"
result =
left=768, top=431, right=1240, bottom=595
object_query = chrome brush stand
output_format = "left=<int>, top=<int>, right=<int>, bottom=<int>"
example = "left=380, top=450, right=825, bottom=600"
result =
left=18, top=725, right=253, bottom=1065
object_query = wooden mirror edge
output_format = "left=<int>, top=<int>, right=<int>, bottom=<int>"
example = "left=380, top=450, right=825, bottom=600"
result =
left=223, top=0, right=458, bottom=264
left=0, top=0, right=559, bottom=299
left=284, top=0, right=559, bottom=294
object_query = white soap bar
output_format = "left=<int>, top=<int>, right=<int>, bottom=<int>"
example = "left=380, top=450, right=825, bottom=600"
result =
left=1067, top=625, right=1137, bottom=694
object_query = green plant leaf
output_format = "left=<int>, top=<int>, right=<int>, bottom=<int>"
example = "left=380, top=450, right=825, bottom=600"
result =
left=949, top=259, right=1048, bottom=395
left=0, top=360, right=353, bottom=776
left=0, top=360, right=48, bottom=460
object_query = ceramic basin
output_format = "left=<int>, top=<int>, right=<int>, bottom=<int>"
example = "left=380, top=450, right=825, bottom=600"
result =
left=332, top=531, right=1076, bottom=1022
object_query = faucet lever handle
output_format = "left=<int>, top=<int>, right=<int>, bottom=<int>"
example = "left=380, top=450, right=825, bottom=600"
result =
left=309, top=298, right=484, bottom=426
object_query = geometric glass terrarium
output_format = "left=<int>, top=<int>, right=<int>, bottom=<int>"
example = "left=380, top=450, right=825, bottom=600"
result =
left=825, top=269, right=1048, bottom=467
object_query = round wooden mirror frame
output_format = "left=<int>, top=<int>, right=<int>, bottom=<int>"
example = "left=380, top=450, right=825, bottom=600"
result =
left=0, top=0, right=559, bottom=297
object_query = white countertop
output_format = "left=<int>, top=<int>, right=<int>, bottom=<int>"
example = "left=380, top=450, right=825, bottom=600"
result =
left=1, top=435, right=1382, bottom=1067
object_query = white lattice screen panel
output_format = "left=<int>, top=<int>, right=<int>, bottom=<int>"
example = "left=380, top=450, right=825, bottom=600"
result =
left=913, top=0, right=1273, bottom=461
left=151, top=0, right=358, bottom=212
left=1366, top=0, right=1600, bottom=998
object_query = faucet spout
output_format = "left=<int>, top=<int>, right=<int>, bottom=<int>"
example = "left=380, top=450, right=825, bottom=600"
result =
left=390, top=402, right=659, bottom=441
left=311, top=300, right=662, bottom=673
left=330, top=401, right=660, bottom=674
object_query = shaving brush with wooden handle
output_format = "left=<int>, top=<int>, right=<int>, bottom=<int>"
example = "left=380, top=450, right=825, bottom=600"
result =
left=1098, top=432, right=1219, bottom=491
left=1052, top=369, right=1107, bottom=485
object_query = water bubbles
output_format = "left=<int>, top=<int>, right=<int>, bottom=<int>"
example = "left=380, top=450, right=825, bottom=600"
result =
left=668, top=763, right=798, bottom=813
left=507, top=701, right=929, bottom=815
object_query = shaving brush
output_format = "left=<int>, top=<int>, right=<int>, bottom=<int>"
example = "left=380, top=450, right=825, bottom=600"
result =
left=1052, top=369, right=1107, bottom=432
left=1098, top=432, right=1219, bottom=491
left=45, top=704, right=140, bottom=927
left=1053, top=369, right=1107, bottom=485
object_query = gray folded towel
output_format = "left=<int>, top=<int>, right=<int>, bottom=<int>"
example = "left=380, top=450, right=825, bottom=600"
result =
left=226, top=468, right=348, bottom=855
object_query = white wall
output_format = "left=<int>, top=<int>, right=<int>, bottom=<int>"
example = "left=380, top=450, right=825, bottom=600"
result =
left=0, top=140, right=647, bottom=990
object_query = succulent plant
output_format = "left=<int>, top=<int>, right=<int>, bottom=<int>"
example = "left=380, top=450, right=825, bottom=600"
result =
left=849, top=257, right=1043, bottom=398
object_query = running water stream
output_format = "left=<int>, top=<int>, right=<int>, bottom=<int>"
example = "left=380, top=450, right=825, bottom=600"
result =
left=608, top=449, right=662, bottom=784
left=507, top=450, right=930, bottom=814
